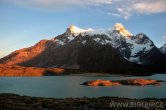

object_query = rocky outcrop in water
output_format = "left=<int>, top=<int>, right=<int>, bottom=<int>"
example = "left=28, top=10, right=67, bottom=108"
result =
left=82, top=79, right=165, bottom=86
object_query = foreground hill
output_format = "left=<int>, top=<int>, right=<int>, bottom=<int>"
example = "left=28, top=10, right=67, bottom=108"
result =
left=0, top=93, right=165, bottom=110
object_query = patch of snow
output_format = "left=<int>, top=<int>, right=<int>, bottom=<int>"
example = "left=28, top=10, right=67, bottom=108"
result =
left=67, top=25, right=93, bottom=35
left=127, top=39, right=153, bottom=57
left=105, top=39, right=112, bottom=44
left=67, top=35, right=75, bottom=42
left=53, top=34, right=76, bottom=46
left=129, top=57, right=142, bottom=64
left=82, top=40, right=86, bottom=44
left=93, top=38, right=100, bottom=42
left=54, top=39, right=65, bottom=45
left=123, top=56, right=129, bottom=61
left=81, top=29, right=114, bottom=38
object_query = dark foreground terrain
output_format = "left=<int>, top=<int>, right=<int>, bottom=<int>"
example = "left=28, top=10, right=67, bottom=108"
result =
left=0, top=93, right=165, bottom=110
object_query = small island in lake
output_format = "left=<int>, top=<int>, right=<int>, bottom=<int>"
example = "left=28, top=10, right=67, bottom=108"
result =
left=82, top=79, right=165, bottom=86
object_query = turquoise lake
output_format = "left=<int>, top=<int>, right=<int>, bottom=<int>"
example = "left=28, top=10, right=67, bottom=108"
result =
left=0, top=74, right=166, bottom=98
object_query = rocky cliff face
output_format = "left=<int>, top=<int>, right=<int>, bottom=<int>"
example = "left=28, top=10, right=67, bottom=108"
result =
left=0, top=40, right=50, bottom=66
left=0, top=23, right=166, bottom=72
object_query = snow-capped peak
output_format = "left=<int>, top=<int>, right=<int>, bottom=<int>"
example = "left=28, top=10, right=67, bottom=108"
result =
left=114, top=23, right=133, bottom=39
left=66, top=25, right=93, bottom=34
left=65, top=23, right=132, bottom=39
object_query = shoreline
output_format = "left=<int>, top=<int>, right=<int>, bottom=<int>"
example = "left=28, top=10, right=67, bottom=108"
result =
left=0, top=93, right=165, bottom=110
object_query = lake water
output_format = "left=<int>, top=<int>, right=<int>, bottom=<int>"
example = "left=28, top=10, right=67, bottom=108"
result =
left=0, top=74, right=166, bottom=99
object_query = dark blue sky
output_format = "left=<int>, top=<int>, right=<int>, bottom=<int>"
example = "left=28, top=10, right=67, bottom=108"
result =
left=0, top=0, right=166, bottom=58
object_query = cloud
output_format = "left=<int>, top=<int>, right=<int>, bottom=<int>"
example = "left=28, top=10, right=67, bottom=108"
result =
left=110, top=0, right=166, bottom=19
left=1, top=0, right=166, bottom=19
left=116, top=7, right=132, bottom=20
left=133, top=1, right=166, bottom=14
left=2, top=0, right=112, bottom=10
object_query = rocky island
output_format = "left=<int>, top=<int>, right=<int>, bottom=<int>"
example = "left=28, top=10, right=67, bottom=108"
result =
left=82, top=79, right=165, bottom=86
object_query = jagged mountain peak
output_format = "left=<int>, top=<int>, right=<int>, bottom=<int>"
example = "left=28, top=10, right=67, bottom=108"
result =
left=66, top=25, right=93, bottom=34
left=114, top=23, right=125, bottom=30
left=65, top=23, right=133, bottom=39
left=114, top=23, right=133, bottom=38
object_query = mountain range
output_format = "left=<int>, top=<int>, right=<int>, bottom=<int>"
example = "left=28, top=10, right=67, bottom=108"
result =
left=0, top=23, right=166, bottom=73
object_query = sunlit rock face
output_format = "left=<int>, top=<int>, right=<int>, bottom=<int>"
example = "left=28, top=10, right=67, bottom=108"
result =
left=0, top=40, right=50, bottom=66
left=82, top=79, right=121, bottom=86
left=120, top=79, right=160, bottom=86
